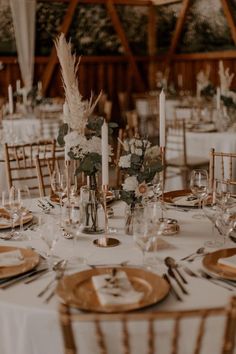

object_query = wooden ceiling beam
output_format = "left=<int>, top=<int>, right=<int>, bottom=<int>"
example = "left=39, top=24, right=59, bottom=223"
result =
left=106, top=0, right=146, bottom=91
left=39, top=0, right=151, bottom=5
left=164, top=0, right=190, bottom=76
left=220, top=0, right=236, bottom=45
left=41, top=0, right=78, bottom=95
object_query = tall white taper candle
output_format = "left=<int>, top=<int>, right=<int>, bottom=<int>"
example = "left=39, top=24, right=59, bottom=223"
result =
left=16, top=80, right=21, bottom=93
left=8, top=84, right=13, bottom=114
left=216, top=87, right=221, bottom=110
left=159, top=89, right=166, bottom=147
left=101, top=120, right=109, bottom=186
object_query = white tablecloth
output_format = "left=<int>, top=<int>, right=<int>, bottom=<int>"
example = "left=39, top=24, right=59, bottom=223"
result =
left=0, top=199, right=235, bottom=354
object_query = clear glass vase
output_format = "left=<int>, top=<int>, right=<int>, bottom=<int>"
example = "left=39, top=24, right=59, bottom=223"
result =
left=80, top=175, right=104, bottom=234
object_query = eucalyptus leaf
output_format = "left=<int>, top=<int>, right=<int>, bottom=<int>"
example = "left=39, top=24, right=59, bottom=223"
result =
left=57, top=123, right=69, bottom=146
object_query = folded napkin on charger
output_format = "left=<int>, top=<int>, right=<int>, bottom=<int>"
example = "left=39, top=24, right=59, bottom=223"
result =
left=0, top=217, right=10, bottom=226
left=0, top=250, right=24, bottom=267
left=218, top=254, right=236, bottom=270
left=174, top=195, right=198, bottom=207
left=92, top=270, right=143, bottom=306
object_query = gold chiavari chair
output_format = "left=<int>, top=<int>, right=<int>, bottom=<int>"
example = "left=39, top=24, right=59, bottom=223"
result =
left=165, top=120, right=209, bottom=188
left=59, top=296, right=236, bottom=354
left=209, top=148, right=236, bottom=192
left=4, top=140, right=55, bottom=195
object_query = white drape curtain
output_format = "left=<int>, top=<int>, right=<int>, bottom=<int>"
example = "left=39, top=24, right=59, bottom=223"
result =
left=10, top=0, right=36, bottom=91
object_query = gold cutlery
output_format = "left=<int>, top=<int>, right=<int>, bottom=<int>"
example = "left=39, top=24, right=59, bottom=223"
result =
left=163, top=273, right=183, bottom=301
left=167, top=268, right=189, bottom=295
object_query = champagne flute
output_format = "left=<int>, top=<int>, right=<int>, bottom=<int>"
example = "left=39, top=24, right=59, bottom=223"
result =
left=190, top=169, right=208, bottom=219
left=50, top=170, right=67, bottom=225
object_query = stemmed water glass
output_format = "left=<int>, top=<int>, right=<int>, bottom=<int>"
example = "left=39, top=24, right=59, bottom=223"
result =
left=202, top=197, right=223, bottom=247
left=39, top=213, right=60, bottom=269
left=2, top=186, right=30, bottom=240
left=133, top=203, right=166, bottom=267
left=190, top=169, right=208, bottom=219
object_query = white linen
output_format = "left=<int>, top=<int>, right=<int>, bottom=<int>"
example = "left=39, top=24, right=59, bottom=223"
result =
left=218, top=254, right=236, bottom=269
left=0, top=250, right=24, bottom=267
left=0, top=199, right=234, bottom=354
left=92, top=271, right=143, bottom=306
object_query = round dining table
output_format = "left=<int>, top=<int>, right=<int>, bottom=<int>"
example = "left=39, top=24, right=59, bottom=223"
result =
left=0, top=198, right=235, bottom=354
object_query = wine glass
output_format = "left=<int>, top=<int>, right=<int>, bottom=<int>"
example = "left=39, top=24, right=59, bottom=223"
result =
left=190, top=169, right=208, bottom=219
left=2, top=187, right=30, bottom=240
left=215, top=203, right=236, bottom=245
left=202, top=197, right=223, bottom=247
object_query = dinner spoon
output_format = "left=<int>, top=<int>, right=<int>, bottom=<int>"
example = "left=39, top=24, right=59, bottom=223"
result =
left=180, top=247, right=205, bottom=261
left=164, top=257, right=188, bottom=284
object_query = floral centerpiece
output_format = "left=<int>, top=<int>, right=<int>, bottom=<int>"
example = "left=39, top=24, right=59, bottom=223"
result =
left=118, top=137, right=163, bottom=234
left=55, top=33, right=116, bottom=233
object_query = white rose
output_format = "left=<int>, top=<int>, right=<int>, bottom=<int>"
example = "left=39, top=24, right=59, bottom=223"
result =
left=119, top=154, right=131, bottom=168
left=122, top=176, right=139, bottom=191
left=135, top=148, right=143, bottom=156
left=135, top=139, right=142, bottom=147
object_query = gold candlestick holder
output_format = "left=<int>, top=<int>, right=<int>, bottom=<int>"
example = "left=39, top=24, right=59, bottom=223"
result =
left=93, top=185, right=120, bottom=248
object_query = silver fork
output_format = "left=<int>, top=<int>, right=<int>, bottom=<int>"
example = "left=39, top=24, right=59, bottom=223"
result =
left=44, top=261, right=68, bottom=303
left=37, top=260, right=66, bottom=298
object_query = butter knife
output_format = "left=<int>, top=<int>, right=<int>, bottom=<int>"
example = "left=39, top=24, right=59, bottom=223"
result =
left=0, top=268, right=48, bottom=289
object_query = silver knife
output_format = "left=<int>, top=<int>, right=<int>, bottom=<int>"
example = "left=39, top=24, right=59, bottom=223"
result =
left=0, top=268, right=48, bottom=289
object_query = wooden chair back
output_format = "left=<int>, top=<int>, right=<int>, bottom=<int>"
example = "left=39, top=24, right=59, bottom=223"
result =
left=209, top=148, right=236, bottom=193
left=165, top=119, right=187, bottom=166
left=59, top=296, right=236, bottom=354
left=4, top=140, right=55, bottom=194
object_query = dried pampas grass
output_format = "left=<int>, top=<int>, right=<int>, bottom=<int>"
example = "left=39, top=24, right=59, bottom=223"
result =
left=55, top=33, right=101, bottom=133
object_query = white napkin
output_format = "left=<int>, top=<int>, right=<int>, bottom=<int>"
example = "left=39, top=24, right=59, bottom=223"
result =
left=173, top=195, right=198, bottom=207
left=92, top=271, right=143, bottom=306
left=0, top=250, right=24, bottom=267
left=218, top=254, right=236, bottom=270
left=0, top=217, right=10, bottom=226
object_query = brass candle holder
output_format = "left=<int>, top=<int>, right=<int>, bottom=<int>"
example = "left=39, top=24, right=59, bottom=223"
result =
left=93, top=185, right=120, bottom=248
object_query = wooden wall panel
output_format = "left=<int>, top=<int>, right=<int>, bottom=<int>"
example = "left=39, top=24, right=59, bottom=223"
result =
left=0, top=55, right=236, bottom=106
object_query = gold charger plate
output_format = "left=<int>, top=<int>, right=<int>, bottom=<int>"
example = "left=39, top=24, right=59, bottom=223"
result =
left=57, top=267, right=170, bottom=313
left=0, top=245, right=39, bottom=279
left=0, top=207, right=33, bottom=230
left=163, top=189, right=198, bottom=208
left=202, top=248, right=236, bottom=281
